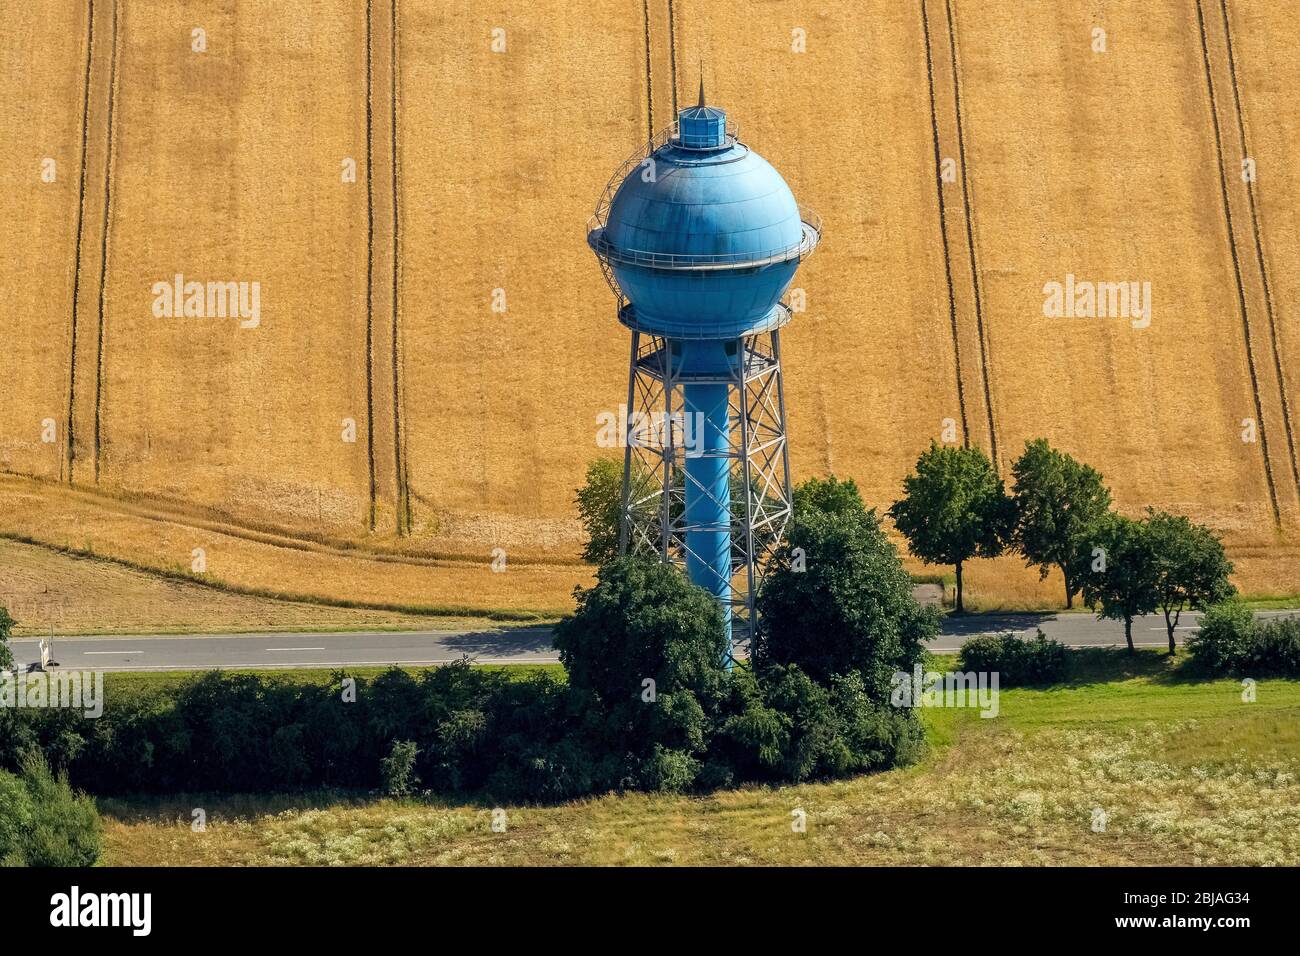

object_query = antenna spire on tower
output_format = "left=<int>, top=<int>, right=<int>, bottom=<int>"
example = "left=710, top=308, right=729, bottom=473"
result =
left=698, top=67, right=705, bottom=108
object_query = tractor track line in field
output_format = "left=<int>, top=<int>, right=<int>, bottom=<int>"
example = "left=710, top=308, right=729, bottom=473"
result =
left=0, top=531, right=556, bottom=623
left=0, top=474, right=588, bottom=570
left=1217, top=0, right=1299, bottom=497
left=920, top=0, right=971, bottom=448
left=943, top=0, right=999, bottom=471
left=364, top=0, right=378, bottom=531
left=1194, top=0, right=1281, bottom=525
left=668, top=0, right=679, bottom=114
left=641, top=0, right=654, bottom=140
left=66, top=0, right=97, bottom=485
left=92, top=0, right=120, bottom=485
left=391, top=0, right=411, bottom=535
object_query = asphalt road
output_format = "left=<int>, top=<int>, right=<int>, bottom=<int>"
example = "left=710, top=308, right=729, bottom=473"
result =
left=926, top=607, right=1299, bottom=651
left=8, top=626, right=559, bottom=673
left=9, top=609, right=1298, bottom=672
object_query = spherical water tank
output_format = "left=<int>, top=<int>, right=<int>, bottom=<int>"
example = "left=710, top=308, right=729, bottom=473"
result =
left=589, top=103, right=817, bottom=339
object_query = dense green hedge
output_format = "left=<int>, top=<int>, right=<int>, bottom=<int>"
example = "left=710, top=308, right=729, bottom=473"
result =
left=0, top=658, right=921, bottom=801
left=2, top=665, right=576, bottom=800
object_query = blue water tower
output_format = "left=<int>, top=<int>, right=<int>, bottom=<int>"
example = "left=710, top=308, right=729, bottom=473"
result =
left=587, top=85, right=820, bottom=658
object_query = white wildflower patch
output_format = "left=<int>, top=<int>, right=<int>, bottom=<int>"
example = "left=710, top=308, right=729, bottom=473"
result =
left=1006, top=790, right=1045, bottom=820
left=950, top=723, right=1300, bottom=865
left=258, top=807, right=478, bottom=866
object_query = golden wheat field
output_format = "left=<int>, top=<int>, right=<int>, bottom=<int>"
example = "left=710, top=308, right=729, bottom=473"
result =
left=1, top=0, right=1296, bottom=626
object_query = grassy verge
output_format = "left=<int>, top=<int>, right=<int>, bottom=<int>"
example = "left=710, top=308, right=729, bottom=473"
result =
left=1239, top=595, right=1300, bottom=610
left=99, top=663, right=564, bottom=693
left=97, top=649, right=1300, bottom=866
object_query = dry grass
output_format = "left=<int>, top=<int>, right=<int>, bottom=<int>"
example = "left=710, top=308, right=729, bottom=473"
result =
left=0, top=476, right=588, bottom=620
left=0, top=475, right=1290, bottom=627
left=99, top=663, right=1300, bottom=866
left=0, top=536, right=512, bottom=636
left=1, top=1, right=1296, bottom=615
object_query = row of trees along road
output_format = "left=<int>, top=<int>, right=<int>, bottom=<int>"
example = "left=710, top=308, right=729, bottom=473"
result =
left=889, top=439, right=1235, bottom=654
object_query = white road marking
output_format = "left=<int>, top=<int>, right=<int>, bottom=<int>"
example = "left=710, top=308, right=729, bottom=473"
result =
left=265, top=647, right=327, bottom=652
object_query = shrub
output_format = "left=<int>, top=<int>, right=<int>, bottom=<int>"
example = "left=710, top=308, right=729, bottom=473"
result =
left=6, top=664, right=581, bottom=801
left=958, top=630, right=1069, bottom=686
left=480, top=673, right=600, bottom=801
left=1189, top=602, right=1300, bottom=676
left=53, top=680, right=186, bottom=792
left=1248, top=617, right=1300, bottom=675
left=1186, top=598, right=1256, bottom=673
left=0, top=754, right=102, bottom=867
left=714, top=669, right=791, bottom=780
left=827, top=669, right=925, bottom=771
left=718, top=665, right=923, bottom=784
left=1, top=655, right=928, bottom=800
left=0, top=706, right=38, bottom=772
left=754, top=665, right=845, bottom=781
left=638, top=745, right=701, bottom=794
left=380, top=740, right=420, bottom=796
left=757, top=477, right=939, bottom=695
left=486, top=730, right=601, bottom=803
left=0, top=769, right=32, bottom=865
left=0, top=605, right=16, bottom=672
left=553, top=557, right=728, bottom=791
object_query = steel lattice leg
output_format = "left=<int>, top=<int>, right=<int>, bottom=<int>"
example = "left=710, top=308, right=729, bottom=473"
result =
left=618, top=328, right=792, bottom=665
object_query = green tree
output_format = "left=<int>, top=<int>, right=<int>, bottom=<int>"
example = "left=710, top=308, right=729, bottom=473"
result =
left=574, top=457, right=623, bottom=564
left=0, top=606, right=15, bottom=672
left=1145, top=508, right=1236, bottom=655
left=1010, top=438, right=1112, bottom=608
left=575, top=459, right=749, bottom=566
left=552, top=557, right=727, bottom=791
left=757, top=476, right=939, bottom=695
left=1079, top=513, right=1158, bottom=652
left=888, top=442, right=1013, bottom=613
